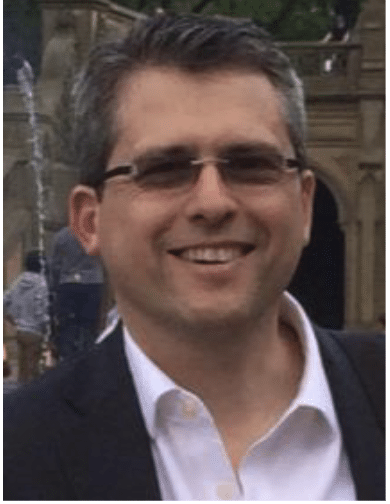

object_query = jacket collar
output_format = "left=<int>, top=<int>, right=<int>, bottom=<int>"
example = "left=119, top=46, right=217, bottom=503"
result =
left=58, top=322, right=161, bottom=500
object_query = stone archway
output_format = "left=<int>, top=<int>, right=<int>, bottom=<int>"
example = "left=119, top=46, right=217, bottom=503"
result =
left=288, top=179, right=345, bottom=328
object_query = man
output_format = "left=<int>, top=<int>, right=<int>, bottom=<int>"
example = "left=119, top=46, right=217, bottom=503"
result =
left=4, top=14, right=384, bottom=500
left=48, top=226, right=105, bottom=359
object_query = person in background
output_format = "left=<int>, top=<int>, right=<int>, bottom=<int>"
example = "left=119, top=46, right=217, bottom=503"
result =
left=4, top=14, right=384, bottom=500
left=48, top=226, right=105, bottom=360
left=3, top=344, right=11, bottom=378
left=322, top=1, right=352, bottom=43
left=3, top=250, right=49, bottom=383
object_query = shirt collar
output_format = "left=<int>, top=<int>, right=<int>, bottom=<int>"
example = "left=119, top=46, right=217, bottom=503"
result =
left=123, top=292, right=340, bottom=439
left=279, top=292, right=340, bottom=436
left=123, top=325, right=177, bottom=437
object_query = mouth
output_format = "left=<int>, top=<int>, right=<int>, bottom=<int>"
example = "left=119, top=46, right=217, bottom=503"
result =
left=168, top=243, right=255, bottom=265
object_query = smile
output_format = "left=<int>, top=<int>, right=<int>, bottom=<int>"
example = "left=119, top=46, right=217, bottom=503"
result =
left=169, top=244, right=255, bottom=264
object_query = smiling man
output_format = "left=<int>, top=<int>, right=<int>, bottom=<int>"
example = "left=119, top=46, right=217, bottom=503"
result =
left=4, top=14, right=384, bottom=501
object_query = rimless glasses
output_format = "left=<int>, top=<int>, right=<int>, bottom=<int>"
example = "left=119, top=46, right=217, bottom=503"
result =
left=95, top=146, right=302, bottom=191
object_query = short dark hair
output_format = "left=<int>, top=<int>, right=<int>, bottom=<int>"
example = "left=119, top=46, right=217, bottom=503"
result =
left=72, top=13, right=307, bottom=188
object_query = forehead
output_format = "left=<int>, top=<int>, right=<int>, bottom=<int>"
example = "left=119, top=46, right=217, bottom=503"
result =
left=111, top=66, right=291, bottom=156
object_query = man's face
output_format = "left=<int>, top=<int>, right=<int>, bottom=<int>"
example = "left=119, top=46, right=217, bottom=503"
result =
left=73, top=67, right=315, bottom=332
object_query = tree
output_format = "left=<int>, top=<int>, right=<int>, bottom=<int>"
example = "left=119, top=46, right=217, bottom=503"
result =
left=4, top=0, right=41, bottom=85
left=114, top=0, right=365, bottom=41
left=3, top=0, right=365, bottom=85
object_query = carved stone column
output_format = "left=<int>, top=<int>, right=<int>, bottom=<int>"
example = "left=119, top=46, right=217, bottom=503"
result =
left=341, top=219, right=358, bottom=327
left=357, top=173, right=376, bottom=325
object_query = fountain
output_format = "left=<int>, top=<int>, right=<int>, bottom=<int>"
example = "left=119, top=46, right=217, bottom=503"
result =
left=17, top=59, right=53, bottom=371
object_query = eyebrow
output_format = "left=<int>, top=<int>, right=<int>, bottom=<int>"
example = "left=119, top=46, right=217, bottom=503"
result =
left=132, top=145, right=197, bottom=163
left=218, top=142, right=286, bottom=160
left=132, top=141, right=287, bottom=162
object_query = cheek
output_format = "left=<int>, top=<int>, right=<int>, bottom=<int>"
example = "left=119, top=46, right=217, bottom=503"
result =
left=98, top=195, right=175, bottom=267
left=252, top=192, right=306, bottom=249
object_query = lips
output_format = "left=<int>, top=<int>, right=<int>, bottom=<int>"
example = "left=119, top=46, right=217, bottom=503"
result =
left=169, top=243, right=255, bottom=264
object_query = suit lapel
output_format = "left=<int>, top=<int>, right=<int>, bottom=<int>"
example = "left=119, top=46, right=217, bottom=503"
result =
left=314, top=327, right=385, bottom=501
left=57, top=324, right=161, bottom=500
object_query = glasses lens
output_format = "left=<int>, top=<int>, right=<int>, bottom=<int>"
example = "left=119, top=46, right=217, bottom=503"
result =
left=136, top=156, right=194, bottom=189
left=223, top=153, right=285, bottom=184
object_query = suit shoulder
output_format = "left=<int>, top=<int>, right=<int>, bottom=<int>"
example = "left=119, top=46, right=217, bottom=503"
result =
left=4, top=330, right=123, bottom=436
left=316, top=326, right=385, bottom=431
left=4, top=330, right=124, bottom=500
left=4, top=340, right=111, bottom=436
left=4, top=357, right=80, bottom=434
left=315, top=326, right=384, bottom=349
left=3, top=359, right=84, bottom=499
left=323, top=327, right=385, bottom=356
left=315, top=327, right=384, bottom=373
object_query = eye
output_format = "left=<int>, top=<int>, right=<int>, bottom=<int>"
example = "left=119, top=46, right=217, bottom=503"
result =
left=226, top=154, right=283, bottom=184
left=136, top=157, right=193, bottom=188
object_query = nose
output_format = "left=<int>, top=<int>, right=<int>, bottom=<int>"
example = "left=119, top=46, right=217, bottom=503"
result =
left=183, top=163, right=239, bottom=229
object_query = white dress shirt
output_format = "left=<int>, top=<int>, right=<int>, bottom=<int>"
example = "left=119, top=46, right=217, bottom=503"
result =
left=122, top=292, right=356, bottom=500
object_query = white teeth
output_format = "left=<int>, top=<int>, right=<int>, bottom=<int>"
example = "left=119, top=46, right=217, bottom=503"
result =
left=181, top=247, right=241, bottom=263
left=187, top=249, right=199, bottom=262
left=218, top=249, right=233, bottom=262
left=204, top=249, right=215, bottom=261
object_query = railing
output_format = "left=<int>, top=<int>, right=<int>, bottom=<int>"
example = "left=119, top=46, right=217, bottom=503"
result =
left=279, top=42, right=362, bottom=95
left=39, top=0, right=146, bottom=21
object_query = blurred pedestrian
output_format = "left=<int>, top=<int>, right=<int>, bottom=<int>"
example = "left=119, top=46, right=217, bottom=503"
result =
left=3, top=344, right=11, bottom=378
left=3, top=250, right=49, bottom=382
left=48, top=226, right=105, bottom=360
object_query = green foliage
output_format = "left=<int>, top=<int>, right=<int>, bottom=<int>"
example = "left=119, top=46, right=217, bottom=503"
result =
left=3, top=0, right=366, bottom=42
left=114, top=0, right=365, bottom=41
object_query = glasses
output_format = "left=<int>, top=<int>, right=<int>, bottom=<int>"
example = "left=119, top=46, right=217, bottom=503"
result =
left=96, top=149, right=302, bottom=191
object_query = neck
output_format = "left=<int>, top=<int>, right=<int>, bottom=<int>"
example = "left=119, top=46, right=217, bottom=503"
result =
left=120, top=301, right=303, bottom=410
left=120, top=302, right=304, bottom=469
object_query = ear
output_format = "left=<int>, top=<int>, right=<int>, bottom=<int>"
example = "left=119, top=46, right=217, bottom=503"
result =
left=69, top=185, right=101, bottom=256
left=300, top=170, right=316, bottom=245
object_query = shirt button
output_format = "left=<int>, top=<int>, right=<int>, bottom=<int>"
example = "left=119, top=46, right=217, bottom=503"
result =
left=181, top=398, right=197, bottom=419
left=216, top=482, right=235, bottom=500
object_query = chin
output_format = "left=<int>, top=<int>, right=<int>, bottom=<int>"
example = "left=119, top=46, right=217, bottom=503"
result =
left=175, top=300, right=256, bottom=335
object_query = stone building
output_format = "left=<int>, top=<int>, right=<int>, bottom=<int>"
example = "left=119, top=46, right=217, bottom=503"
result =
left=3, top=0, right=385, bottom=361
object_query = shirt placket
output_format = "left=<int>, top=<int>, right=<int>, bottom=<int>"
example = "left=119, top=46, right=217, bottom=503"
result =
left=165, top=391, right=242, bottom=500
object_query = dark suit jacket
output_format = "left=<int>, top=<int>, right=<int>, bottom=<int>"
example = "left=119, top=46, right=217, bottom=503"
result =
left=4, top=323, right=385, bottom=500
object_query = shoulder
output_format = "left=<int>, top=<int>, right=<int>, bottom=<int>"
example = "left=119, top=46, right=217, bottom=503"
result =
left=314, top=326, right=384, bottom=362
left=3, top=355, right=88, bottom=499
left=4, top=353, right=87, bottom=438
left=4, top=325, right=124, bottom=437
left=325, top=328, right=385, bottom=384
left=3, top=324, right=130, bottom=500
left=3, top=357, right=83, bottom=497
left=314, top=326, right=385, bottom=430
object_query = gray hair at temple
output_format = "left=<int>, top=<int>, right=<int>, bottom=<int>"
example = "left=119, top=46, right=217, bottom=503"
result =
left=71, top=13, right=308, bottom=188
